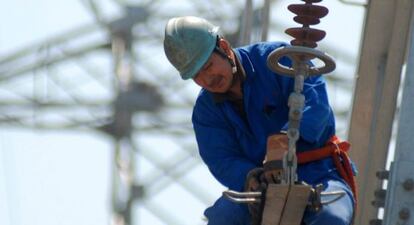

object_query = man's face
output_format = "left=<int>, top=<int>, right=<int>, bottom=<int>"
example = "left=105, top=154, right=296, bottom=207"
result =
left=193, top=52, right=234, bottom=93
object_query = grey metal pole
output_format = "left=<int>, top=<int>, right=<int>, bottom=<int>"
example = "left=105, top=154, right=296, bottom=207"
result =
left=382, top=8, right=414, bottom=225
left=110, top=21, right=136, bottom=225
left=347, top=2, right=414, bottom=224
left=239, top=0, right=253, bottom=45
left=261, top=0, right=271, bottom=42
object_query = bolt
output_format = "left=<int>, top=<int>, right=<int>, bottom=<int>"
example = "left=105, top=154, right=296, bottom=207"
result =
left=374, top=189, right=387, bottom=199
left=376, top=170, right=389, bottom=180
left=403, top=178, right=414, bottom=191
left=399, top=208, right=410, bottom=221
left=371, top=199, right=385, bottom=208
left=369, top=219, right=382, bottom=225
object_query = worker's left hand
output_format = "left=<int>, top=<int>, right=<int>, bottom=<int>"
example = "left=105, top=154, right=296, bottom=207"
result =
left=244, top=168, right=266, bottom=225
left=263, top=133, right=288, bottom=184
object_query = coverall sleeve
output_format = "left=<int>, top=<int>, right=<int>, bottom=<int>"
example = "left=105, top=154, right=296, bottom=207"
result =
left=192, top=98, right=257, bottom=191
left=278, top=72, right=333, bottom=144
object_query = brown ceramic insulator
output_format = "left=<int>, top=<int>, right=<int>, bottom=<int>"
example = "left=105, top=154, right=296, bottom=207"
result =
left=285, top=1, right=329, bottom=48
left=293, top=15, right=320, bottom=26
left=288, top=4, right=329, bottom=19
left=301, top=0, right=322, bottom=3
left=286, top=27, right=326, bottom=42
left=290, top=39, right=317, bottom=48
left=286, top=27, right=326, bottom=48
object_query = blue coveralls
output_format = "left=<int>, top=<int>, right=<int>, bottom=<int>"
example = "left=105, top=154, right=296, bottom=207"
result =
left=192, top=42, right=355, bottom=225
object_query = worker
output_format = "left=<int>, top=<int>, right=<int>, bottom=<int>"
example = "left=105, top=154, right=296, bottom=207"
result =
left=163, top=16, right=356, bottom=225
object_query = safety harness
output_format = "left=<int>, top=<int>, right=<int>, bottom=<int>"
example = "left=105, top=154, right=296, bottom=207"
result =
left=297, top=135, right=358, bottom=207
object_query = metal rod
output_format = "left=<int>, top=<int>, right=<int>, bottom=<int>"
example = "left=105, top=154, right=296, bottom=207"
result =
left=261, top=0, right=271, bottom=41
left=223, top=190, right=262, bottom=197
left=239, top=0, right=253, bottom=45
left=223, top=190, right=261, bottom=203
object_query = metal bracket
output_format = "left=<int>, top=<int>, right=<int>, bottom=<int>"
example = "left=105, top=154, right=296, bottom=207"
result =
left=267, top=46, right=336, bottom=77
left=223, top=183, right=346, bottom=225
left=222, top=190, right=262, bottom=204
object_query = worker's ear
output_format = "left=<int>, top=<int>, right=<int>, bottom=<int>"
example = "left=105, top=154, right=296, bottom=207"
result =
left=218, top=38, right=232, bottom=56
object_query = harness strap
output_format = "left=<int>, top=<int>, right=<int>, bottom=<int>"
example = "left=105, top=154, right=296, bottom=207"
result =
left=296, top=136, right=358, bottom=207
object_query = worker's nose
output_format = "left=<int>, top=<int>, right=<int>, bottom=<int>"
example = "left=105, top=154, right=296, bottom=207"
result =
left=204, top=75, right=215, bottom=87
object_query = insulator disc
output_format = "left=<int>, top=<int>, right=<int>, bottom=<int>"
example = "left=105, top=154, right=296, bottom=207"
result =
left=288, top=4, right=329, bottom=18
left=293, top=15, right=320, bottom=26
left=301, top=0, right=322, bottom=3
left=290, top=39, right=318, bottom=48
left=285, top=27, right=326, bottom=42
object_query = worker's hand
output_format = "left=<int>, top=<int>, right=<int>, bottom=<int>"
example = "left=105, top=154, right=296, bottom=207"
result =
left=245, top=167, right=266, bottom=192
left=244, top=168, right=266, bottom=225
left=263, top=133, right=289, bottom=184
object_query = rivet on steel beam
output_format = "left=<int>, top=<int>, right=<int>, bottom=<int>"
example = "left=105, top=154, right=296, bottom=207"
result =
left=374, top=189, right=387, bottom=199
left=399, top=208, right=410, bottom=221
left=376, top=170, right=389, bottom=180
left=369, top=219, right=382, bottom=225
left=371, top=199, right=385, bottom=208
left=402, top=178, right=414, bottom=191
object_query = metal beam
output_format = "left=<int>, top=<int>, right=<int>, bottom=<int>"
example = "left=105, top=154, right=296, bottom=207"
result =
left=383, top=10, right=414, bottom=225
left=0, top=24, right=100, bottom=64
left=347, top=1, right=414, bottom=225
left=0, top=41, right=110, bottom=81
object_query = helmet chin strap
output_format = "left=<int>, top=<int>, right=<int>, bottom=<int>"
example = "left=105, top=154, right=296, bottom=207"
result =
left=229, top=58, right=237, bottom=74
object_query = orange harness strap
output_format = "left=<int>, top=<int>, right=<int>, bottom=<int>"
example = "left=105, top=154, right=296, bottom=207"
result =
left=296, top=136, right=358, bottom=206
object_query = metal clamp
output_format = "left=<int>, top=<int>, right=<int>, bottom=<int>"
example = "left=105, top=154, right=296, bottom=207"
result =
left=223, top=184, right=346, bottom=211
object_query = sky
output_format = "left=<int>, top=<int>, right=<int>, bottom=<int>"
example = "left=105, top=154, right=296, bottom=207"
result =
left=0, top=1, right=367, bottom=225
